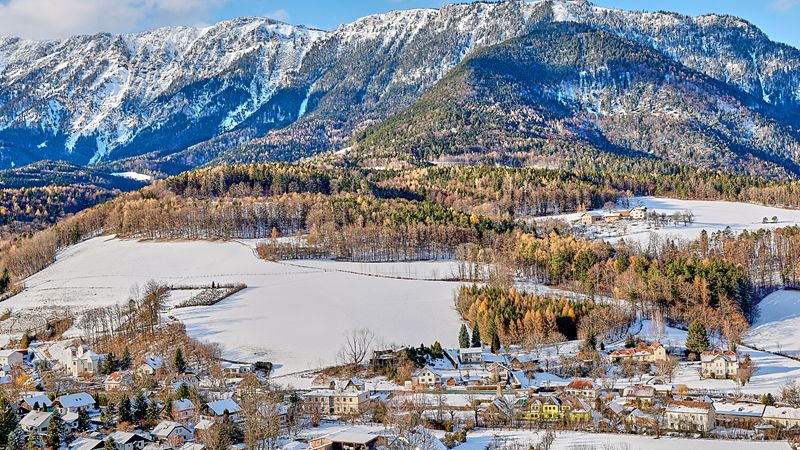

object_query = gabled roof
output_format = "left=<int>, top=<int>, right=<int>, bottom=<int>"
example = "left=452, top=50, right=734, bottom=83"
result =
left=69, top=437, right=104, bottom=450
left=666, top=400, right=714, bottom=414
left=21, top=394, right=53, bottom=409
left=567, top=378, right=598, bottom=390
left=700, top=351, right=738, bottom=363
left=152, top=420, right=188, bottom=438
left=764, top=405, right=800, bottom=420
left=172, top=398, right=195, bottom=412
left=104, top=370, right=134, bottom=383
left=21, top=410, right=52, bottom=428
left=108, top=431, right=151, bottom=444
left=205, top=398, right=241, bottom=416
left=57, top=392, right=95, bottom=409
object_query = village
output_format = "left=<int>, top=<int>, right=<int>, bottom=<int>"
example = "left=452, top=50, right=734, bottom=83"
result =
left=1, top=315, right=800, bottom=450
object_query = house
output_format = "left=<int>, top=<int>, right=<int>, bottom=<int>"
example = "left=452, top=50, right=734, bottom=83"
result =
left=370, top=349, right=399, bottom=372
left=107, top=431, right=152, bottom=450
left=603, top=212, right=622, bottom=222
left=19, top=394, right=53, bottom=412
left=56, top=392, right=96, bottom=413
left=713, top=402, right=766, bottom=429
left=609, top=343, right=667, bottom=363
left=509, top=353, right=539, bottom=371
left=481, top=396, right=514, bottom=426
left=302, top=389, right=369, bottom=416
left=167, top=373, right=198, bottom=390
left=137, top=357, right=163, bottom=377
left=105, top=370, right=135, bottom=390
left=622, top=385, right=656, bottom=405
left=630, top=206, right=647, bottom=220
left=309, top=431, right=380, bottom=450
left=203, top=398, right=243, bottom=422
left=518, top=394, right=590, bottom=422
left=700, top=351, right=739, bottom=379
left=337, top=377, right=365, bottom=392
left=458, top=347, right=483, bottom=365
left=20, top=410, right=52, bottom=434
left=310, top=373, right=336, bottom=390
left=565, top=378, right=599, bottom=399
left=579, top=212, right=602, bottom=226
left=70, top=437, right=104, bottom=450
left=65, top=345, right=104, bottom=377
left=0, top=349, right=26, bottom=368
left=151, top=420, right=193, bottom=446
left=412, top=366, right=442, bottom=389
left=763, top=406, right=800, bottom=429
left=665, top=401, right=715, bottom=432
left=625, top=408, right=658, bottom=431
left=171, top=399, right=196, bottom=424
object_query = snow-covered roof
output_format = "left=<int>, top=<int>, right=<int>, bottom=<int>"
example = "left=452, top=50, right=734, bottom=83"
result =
left=21, top=394, right=52, bottom=409
left=179, top=444, right=206, bottom=450
left=57, top=392, right=95, bottom=409
left=152, top=420, right=187, bottom=438
left=323, top=431, right=380, bottom=445
left=764, top=406, right=800, bottom=420
left=666, top=401, right=714, bottom=414
left=713, top=402, right=765, bottom=417
left=700, top=351, right=738, bottom=363
left=205, top=398, right=241, bottom=416
left=69, top=437, right=103, bottom=450
left=194, top=418, right=215, bottom=430
left=108, top=431, right=150, bottom=444
left=143, top=356, right=163, bottom=369
left=20, top=410, right=52, bottom=428
left=172, top=398, right=195, bottom=412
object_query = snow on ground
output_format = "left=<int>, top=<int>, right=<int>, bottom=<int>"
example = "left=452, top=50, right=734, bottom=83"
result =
left=111, top=171, right=151, bottom=181
left=3, top=236, right=464, bottom=375
left=542, top=196, right=800, bottom=243
left=283, top=259, right=465, bottom=280
left=746, top=289, right=800, bottom=357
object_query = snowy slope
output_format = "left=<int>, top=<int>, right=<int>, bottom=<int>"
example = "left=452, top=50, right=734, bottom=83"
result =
left=746, top=289, right=800, bottom=357
left=1, top=237, right=463, bottom=374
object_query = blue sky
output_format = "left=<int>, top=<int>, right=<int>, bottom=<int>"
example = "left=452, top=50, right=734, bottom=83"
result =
left=0, top=0, right=797, bottom=47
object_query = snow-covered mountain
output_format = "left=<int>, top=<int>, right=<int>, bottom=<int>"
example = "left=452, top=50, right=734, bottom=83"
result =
left=0, top=0, right=798, bottom=172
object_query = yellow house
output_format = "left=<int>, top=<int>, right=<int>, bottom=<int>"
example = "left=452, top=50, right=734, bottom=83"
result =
left=518, top=395, right=590, bottom=422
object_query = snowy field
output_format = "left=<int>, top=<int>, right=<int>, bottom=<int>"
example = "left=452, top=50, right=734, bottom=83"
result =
left=295, top=425, right=789, bottom=450
left=747, top=289, right=800, bottom=358
left=3, top=236, right=464, bottom=374
left=543, top=196, right=800, bottom=243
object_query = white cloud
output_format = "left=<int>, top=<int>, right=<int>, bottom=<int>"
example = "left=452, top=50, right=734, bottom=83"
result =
left=264, top=8, right=290, bottom=23
left=772, top=0, right=800, bottom=12
left=0, top=0, right=226, bottom=40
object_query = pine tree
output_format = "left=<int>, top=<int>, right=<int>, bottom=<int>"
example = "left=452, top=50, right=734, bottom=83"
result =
left=118, top=398, right=133, bottom=424
left=176, top=383, right=190, bottom=400
left=120, top=347, right=132, bottom=370
left=762, top=393, right=776, bottom=405
left=102, top=351, right=117, bottom=375
left=5, top=426, right=25, bottom=450
left=133, top=391, right=148, bottom=422
left=491, top=330, right=501, bottom=354
left=76, top=408, right=90, bottom=432
left=0, top=397, right=18, bottom=447
left=173, top=348, right=186, bottom=373
left=43, top=410, right=64, bottom=450
left=430, top=341, right=443, bottom=358
left=146, top=400, right=161, bottom=424
left=471, top=325, right=481, bottom=348
left=685, top=320, right=710, bottom=356
left=459, top=324, right=470, bottom=349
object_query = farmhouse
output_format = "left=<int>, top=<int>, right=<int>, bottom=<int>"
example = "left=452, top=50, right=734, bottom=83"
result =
left=578, top=212, right=602, bottom=225
left=630, top=205, right=647, bottom=220
left=763, top=405, right=800, bottom=429
left=665, top=401, right=715, bottom=432
left=700, top=351, right=739, bottom=379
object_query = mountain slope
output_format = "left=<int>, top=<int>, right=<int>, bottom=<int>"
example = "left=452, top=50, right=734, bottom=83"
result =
left=350, top=22, right=800, bottom=178
left=0, top=0, right=799, bottom=175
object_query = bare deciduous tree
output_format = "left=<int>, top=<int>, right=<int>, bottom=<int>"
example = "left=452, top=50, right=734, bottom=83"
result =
left=338, top=328, right=375, bottom=368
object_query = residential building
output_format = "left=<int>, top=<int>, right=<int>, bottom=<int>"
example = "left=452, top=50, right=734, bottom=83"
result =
left=107, top=431, right=152, bottom=450
left=622, top=385, right=656, bottom=405
left=713, top=402, right=766, bottom=429
left=137, top=357, right=163, bottom=377
left=458, top=347, right=483, bottom=365
left=665, top=401, right=715, bottom=432
left=609, top=343, right=667, bottom=363
left=763, top=405, right=800, bottom=429
left=700, top=351, right=739, bottom=379
left=309, top=431, right=380, bottom=450
left=412, top=367, right=442, bottom=389
left=19, top=394, right=52, bottom=412
left=518, top=394, right=590, bottom=422
left=579, top=212, right=602, bottom=226
left=56, top=392, right=96, bottom=413
left=20, top=410, right=52, bottom=435
left=167, top=373, right=198, bottom=390
left=565, top=378, right=599, bottom=399
left=171, top=399, right=196, bottom=425
left=302, top=389, right=369, bottom=416
left=0, top=349, right=26, bottom=368
left=630, top=206, right=647, bottom=220
left=202, top=398, right=242, bottom=423
left=151, top=420, right=193, bottom=446
left=369, top=349, right=399, bottom=372
left=104, top=370, right=135, bottom=390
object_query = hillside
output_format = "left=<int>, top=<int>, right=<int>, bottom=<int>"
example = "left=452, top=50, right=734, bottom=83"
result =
left=0, top=1, right=798, bottom=176
left=350, top=22, right=800, bottom=178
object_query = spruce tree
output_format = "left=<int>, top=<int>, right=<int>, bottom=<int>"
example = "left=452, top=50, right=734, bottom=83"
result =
left=103, top=438, right=116, bottom=450
left=146, top=400, right=161, bottom=424
left=43, top=410, right=64, bottom=450
left=118, top=398, right=133, bottom=424
left=120, top=347, right=132, bottom=370
left=0, top=397, right=19, bottom=447
left=6, top=426, right=25, bottom=450
left=76, top=408, right=90, bottom=432
left=491, top=330, right=501, bottom=354
left=762, top=393, right=776, bottom=405
left=176, top=383, right=191, bottom=400
left=133, top=391, right=148, bottom=422
left=103, top=351, right=117, bottom=375
left=471, top=325, right=481, bottom=348
left=173, top=348, right=186, bottom=373
left=459, top=324, right=470, bottom=349
left=624, top=332, right=635, bottom=348
left=685, top=320, right=710, bottom=356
